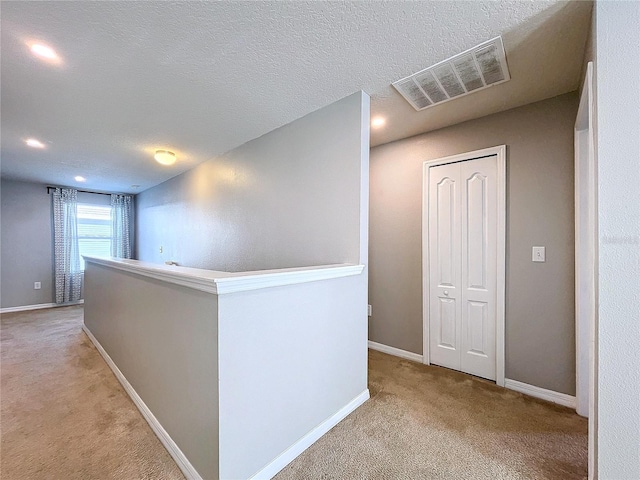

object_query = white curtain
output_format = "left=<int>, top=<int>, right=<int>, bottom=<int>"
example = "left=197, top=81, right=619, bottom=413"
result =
left=53, top=188, right=82, bottom=303
left=111, top=194, right=133, bottom=258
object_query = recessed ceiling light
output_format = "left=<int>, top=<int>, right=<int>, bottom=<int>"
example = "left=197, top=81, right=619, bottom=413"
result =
left=154, top=150, right=177, bottom=165
left=74, top=176, right=86, bottom=182
left=25, top=138, right=45, bottom=148
left=30, top=43, right=60, bottom=63
left=131, top=184, right=141, bottom=189
left=371, top=116, right=386, bottom=128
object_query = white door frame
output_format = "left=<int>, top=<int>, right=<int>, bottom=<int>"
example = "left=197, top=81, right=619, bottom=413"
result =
left=574, top=62, right=596, bottom=477
left=422, top=145, right=506, bottom=387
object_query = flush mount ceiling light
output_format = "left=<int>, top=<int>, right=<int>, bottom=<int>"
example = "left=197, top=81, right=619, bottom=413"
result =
left=29, top=43, right=61, bottom=64
left=154, top=150, right=177, bottom=165
left=74, top=176, right=86, bottom=182
left=371, top=116, right=386, bottom=128
left=25, top=138, right=45, bottom=148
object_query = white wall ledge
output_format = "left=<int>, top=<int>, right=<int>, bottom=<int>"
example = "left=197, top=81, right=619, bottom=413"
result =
left=83, top=256, right=364, bottom=295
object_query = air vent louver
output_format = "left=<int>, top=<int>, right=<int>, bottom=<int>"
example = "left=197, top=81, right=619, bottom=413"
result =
left=393, top=36, right=510, bottom=111
left=396, top=78, right=432, bottom=109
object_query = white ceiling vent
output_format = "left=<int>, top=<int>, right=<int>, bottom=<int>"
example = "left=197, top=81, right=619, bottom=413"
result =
left=393, top=36, right=510, bottom=111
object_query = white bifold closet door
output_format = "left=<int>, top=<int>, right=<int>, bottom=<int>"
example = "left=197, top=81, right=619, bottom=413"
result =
left=428, top=155, right=498, bottom=381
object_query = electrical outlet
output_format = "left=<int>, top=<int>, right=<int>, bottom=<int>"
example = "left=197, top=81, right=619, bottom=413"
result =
left=34, top=282, right=41, bottom=290
left=159, top=246, right=163, bottom=254
left=367, top=305, right=372, bottom=316
left=532, top=246, right=546, bottom=262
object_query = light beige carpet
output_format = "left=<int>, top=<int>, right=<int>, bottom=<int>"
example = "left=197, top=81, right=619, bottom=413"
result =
left=1, top=306, right=185, bottom=479
left=276, top=350, right=588, bottom=480
left=1, top=306, right=587, bottom=479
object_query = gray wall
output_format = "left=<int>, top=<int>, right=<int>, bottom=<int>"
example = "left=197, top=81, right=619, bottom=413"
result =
left=581, top=7, right=598, bottom=476
left=1, top=179, right=55, bottom=308
left=0, top=179, right=113, bottom=308
left=136, top=91, right=369, bottom=271
left=84, top=262, right=219, bottom=479
left=218, top=274, right=367, bottom=479
left=595, top=2, right=640, bottom=478
left=369, top=92, right=578, bottom=395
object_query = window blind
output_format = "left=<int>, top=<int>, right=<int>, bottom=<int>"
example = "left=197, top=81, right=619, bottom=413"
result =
left=77, top=204, right=112, bottom=270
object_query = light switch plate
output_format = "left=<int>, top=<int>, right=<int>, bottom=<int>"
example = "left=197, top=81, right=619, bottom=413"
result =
left=532, top=246, right=546, bottom=262
left=34, top=282, right=41, bottom=289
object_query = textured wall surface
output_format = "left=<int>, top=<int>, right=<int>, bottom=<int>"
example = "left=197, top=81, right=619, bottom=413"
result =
left=136, top=91, right=369, bottom=272
left=1, top=179, right=54, bottom=308
left=369, top=93, right=578, bottom=395
left=595, top=2, right=640, bottom=477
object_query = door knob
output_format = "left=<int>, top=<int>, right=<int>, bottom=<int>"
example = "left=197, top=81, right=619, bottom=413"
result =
left=443, top=290, right=449, bottom=296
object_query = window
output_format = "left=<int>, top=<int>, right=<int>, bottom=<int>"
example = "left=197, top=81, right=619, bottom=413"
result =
left=77, top=204, right=112, bottom=270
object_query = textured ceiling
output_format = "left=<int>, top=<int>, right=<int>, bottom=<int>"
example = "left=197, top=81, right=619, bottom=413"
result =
left=0, top=1, right=592, bottom=194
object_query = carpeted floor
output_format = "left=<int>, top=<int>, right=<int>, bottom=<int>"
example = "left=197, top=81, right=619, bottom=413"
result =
left=1, top=306, right=184, bottom=480
left=276, top=350, right=588, bottom=480
left=1, top=306, right=587, bottom=479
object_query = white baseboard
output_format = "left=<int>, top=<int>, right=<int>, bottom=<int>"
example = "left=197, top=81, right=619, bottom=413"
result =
left=82, top=325, right=202, bottom=480
left=1, top=299, right=84, bottom=314
left=368, top=340, right=423, bottom=363
left=250, top=389, right=370, bottom=480
left=1, top=302, right=57, bottom=313
left=367, top=343, right=574, bottom=409
left=505, top=378, right=576, bottom=409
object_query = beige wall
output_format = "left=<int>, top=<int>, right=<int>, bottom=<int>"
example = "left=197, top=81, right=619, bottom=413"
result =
left=369, top=92, right=578, bottom=395
left=579, top=2, right=595, bottom=99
